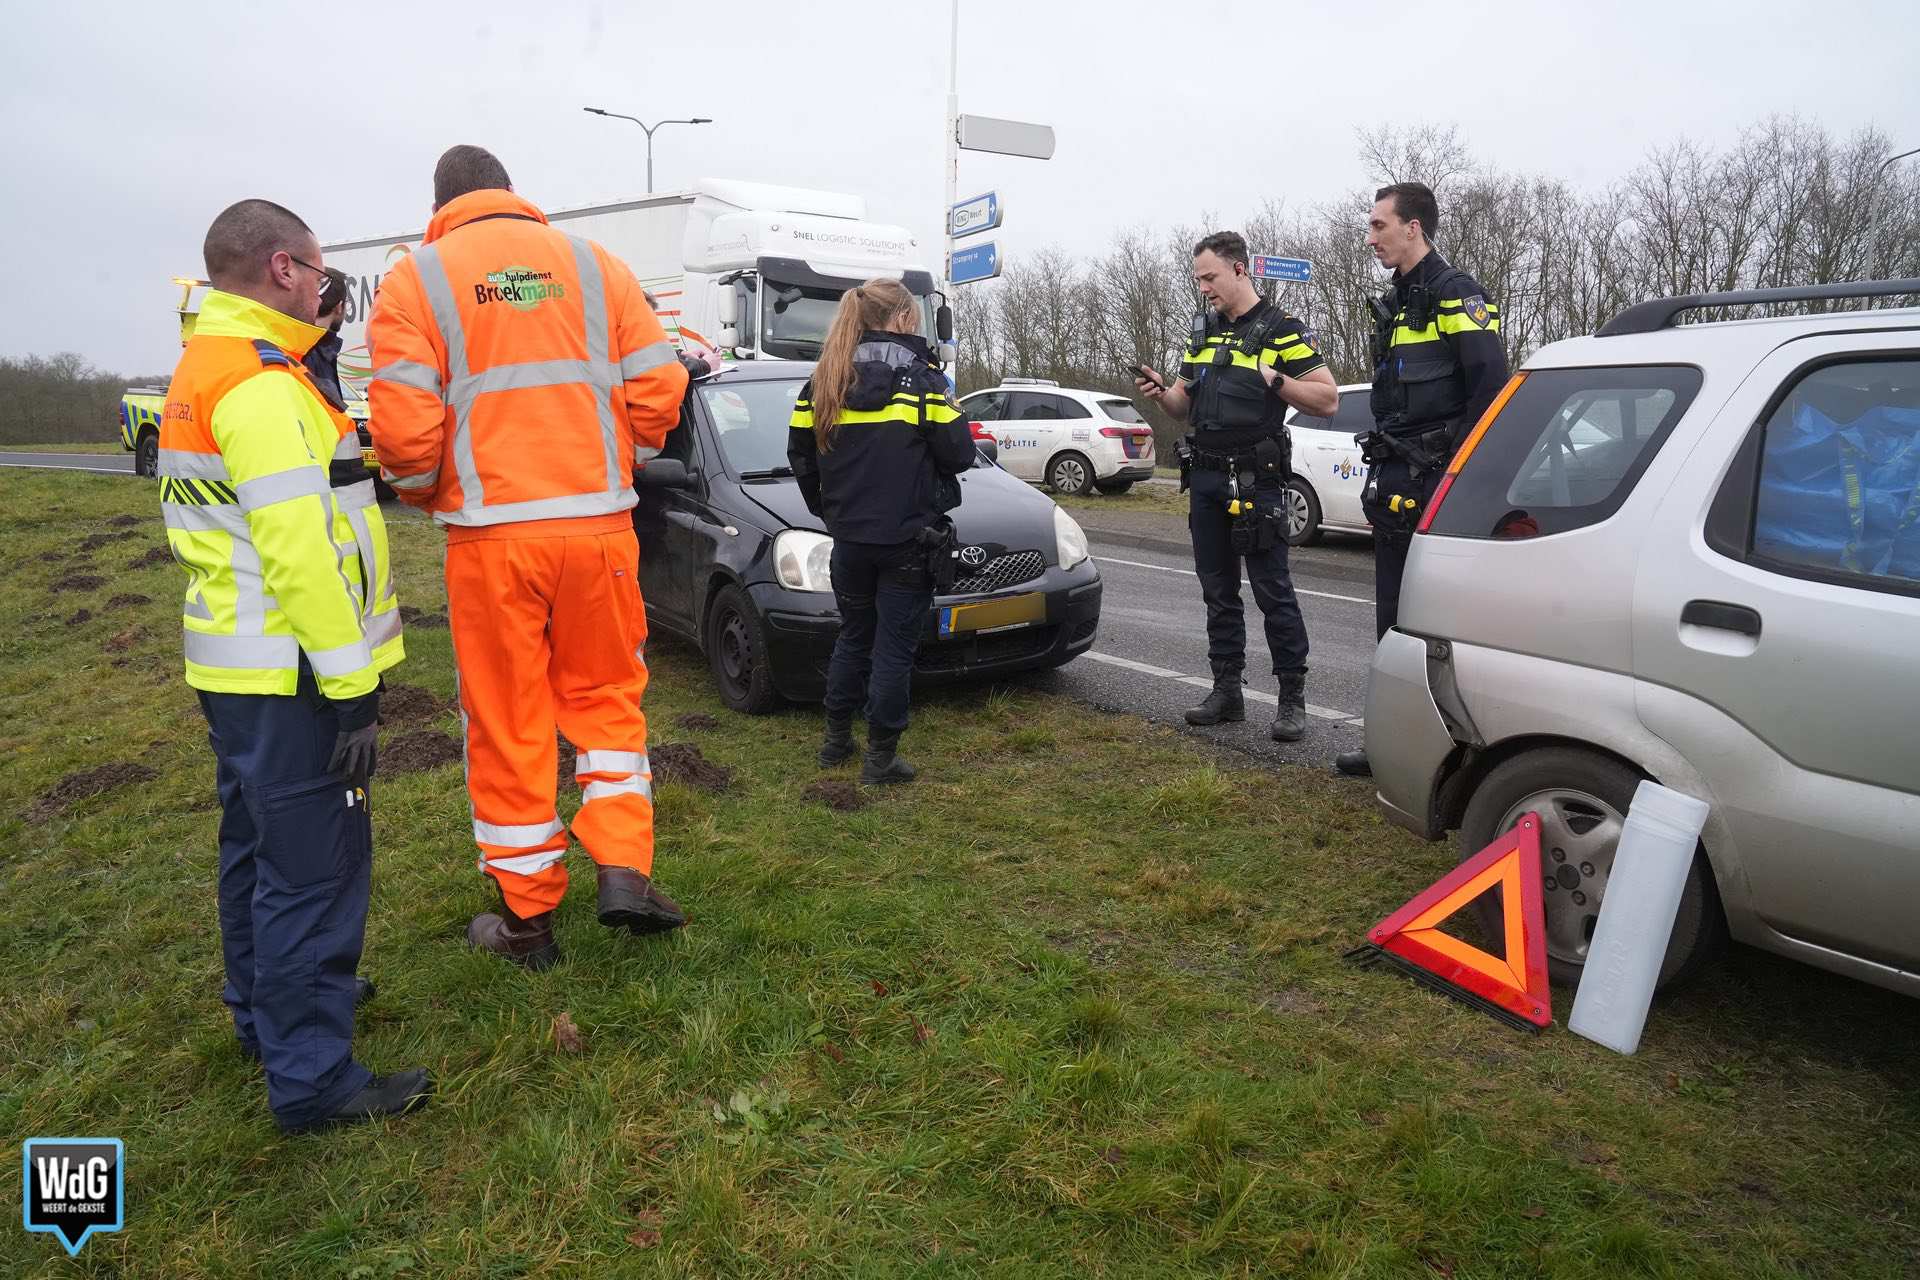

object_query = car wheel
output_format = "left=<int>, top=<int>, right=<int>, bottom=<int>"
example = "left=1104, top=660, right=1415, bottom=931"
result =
left=1458, top=747, right=1725, bottom=991
left=704, top=583, right=780, bottom=715
left=1094, top=478, right=1133, bottom=495
left=1283, top=476, right=1322, bottom=546
left=134, top=431, right=159, bottom=478
left=1047, top=452, right=1094, bottom=496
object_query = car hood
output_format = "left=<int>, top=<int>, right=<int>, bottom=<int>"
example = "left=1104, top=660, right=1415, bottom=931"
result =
left=737, top=462, right=1063, bottom=559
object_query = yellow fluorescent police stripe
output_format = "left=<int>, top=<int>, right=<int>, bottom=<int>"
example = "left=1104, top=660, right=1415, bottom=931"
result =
left=1437, top=312, right=1501, bottom=335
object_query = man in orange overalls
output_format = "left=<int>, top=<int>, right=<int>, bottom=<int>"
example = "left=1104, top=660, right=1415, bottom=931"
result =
left=368, top=146, right=689, bottom=968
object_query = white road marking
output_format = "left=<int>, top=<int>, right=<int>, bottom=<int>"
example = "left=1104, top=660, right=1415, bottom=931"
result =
left=1093, top=553, right=1374, bottom=605
left=0, top=460, right=133, bottom=475
left=1084, top=651, right=1364, bottom=725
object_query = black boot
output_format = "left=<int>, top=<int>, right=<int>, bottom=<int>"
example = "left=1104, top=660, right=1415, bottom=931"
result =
left=1271, top=672, right=1308, bottom=743
left=1335, top=749, right=1372, bottom=777
left=1184, top=668, right=1245, bottom=726
left=860, top=733, right=917, bottom=785
left=817, top=715, right=858, bottom=767
left=280, top=1067, right=433, bottom=1134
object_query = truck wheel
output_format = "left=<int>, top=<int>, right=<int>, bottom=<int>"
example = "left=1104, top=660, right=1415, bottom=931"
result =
left=1047, top=452, right=1094, bottom=496
left=1284, top=476, right=1322, bottom=546
left=134, top=432, right=159, bottom=478
left=1457, top=747, right=1725, bottom=992
left=705, top=583, right=780, bottom=715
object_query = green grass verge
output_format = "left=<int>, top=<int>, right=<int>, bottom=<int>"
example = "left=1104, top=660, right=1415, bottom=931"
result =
left=3, top=471, right=1917, bottom=1277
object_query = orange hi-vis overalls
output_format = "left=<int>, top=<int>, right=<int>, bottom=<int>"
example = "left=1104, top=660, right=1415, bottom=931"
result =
left=367, top=189, right=689, bottom=918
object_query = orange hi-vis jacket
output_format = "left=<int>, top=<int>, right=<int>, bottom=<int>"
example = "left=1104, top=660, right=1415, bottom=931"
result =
left=366, top=189, right=688, bottom=537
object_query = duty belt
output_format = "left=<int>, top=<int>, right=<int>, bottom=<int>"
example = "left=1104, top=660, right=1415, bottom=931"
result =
left=1189, top=444, right=1262, bottom=472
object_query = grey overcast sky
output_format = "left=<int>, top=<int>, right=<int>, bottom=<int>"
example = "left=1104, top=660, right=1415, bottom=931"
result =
left=5, top=0, right=1916, bottom=373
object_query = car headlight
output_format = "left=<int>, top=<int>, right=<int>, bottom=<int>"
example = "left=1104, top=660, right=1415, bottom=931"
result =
left=773, top=530, right=835, bottom=592
left=1053, top=506, right=1089, bottom=570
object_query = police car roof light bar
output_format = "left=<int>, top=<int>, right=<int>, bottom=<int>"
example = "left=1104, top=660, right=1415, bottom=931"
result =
left=1598, top=277, right=1920, bottom=337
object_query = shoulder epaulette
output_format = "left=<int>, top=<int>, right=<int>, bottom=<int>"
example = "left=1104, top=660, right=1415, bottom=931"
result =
left=251, top=339, right=294, bottom=369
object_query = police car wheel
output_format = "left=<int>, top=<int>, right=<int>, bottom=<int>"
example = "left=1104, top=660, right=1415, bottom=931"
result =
left=1457, top=747, right=1726, bottom=993
left=705, top=583, right=779, bottom=715
left=134, top=431, right=159, bottom=478
left=1094, top=479, right=1134, bottom=495
left=1047, top=452, right=1094, bottom=496
left=1283, top=477, right=1322, bottom=547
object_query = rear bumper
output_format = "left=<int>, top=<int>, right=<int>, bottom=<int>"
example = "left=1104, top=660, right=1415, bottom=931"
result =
left=758, top=564, right=1102, bottom=702
left=1102, top=463, right=1157, bottom=482
left=1365, top=628, right=1456, bottom=840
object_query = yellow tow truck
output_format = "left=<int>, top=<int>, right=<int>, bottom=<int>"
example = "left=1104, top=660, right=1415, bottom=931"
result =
left=120, top=278, right=376, bottom=479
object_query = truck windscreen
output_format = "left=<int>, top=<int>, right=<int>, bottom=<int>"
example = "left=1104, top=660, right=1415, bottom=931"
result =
left=760, top=279, right=937, bottom=360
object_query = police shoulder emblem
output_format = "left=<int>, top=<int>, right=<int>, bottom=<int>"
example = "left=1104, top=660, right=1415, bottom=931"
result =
left=1462, top=295, right=1490, bottom=327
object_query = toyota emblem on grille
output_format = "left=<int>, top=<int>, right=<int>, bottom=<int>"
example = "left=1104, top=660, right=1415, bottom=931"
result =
left=958, top=545, right=989, bottom=568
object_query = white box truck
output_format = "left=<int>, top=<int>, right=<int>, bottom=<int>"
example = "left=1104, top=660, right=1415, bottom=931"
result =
left=319, top=177, right=951, bottom=404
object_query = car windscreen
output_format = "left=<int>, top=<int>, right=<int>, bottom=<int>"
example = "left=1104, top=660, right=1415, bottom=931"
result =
left=703, top=380, right=806, bottom=474
left=1098, top=398, right=1148, bottom=425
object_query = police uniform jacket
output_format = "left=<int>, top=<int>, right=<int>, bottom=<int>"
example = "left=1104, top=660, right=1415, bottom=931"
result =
left=1370, top=249, right=1508, bottom=443
left=787, top=331, right=976, bottom=545
left=1180, top=299, right=1328, bottom=452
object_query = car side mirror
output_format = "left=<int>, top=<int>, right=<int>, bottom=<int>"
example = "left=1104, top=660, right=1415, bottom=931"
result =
left=936, top=303, right=954, bottom=343
left=637, top=458, right=694, bottom=489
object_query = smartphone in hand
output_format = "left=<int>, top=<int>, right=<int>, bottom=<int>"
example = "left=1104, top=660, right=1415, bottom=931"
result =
left=1128, top=363, right=1165, bottom=392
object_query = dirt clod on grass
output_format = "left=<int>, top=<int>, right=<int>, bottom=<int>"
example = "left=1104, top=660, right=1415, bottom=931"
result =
left=107, top=514, right=141, bottom=528
left=127, top=547, right=172, bottom=569
left=63, top=609, right=93, bottom=626
left=380, top=683, right=456, bottom=725
left=652, top=742, right=734, bottom=792
left=382, top=731, right=463, bottom=774
left=802, top=779, right=870, bottom=812
left=76, top=531, right=139, bottom=551
left=674, top=712, right=720, bottom=732
left=399, top=605, right=449, bottom=628
left=105, top=593, right=151, bottom=608
left=54, top=573, right=106, bottom=593
left=104, top=628, right=142, bottom=653
left=27, top=763, right=160, bottom=823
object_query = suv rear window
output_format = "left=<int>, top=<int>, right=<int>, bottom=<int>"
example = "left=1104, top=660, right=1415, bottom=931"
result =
left=1427, top=365, right=1702, bottom=539
left=1098, top=398, right=1147, bottom=425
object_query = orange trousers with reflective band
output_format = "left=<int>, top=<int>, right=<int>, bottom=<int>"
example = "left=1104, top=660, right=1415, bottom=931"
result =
left=446, top=521, right=652, bottom=919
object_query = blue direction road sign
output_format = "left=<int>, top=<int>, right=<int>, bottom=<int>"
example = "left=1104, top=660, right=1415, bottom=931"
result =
left=949, top=191, right=1002, bottom=238
left=950, top=240, right=1001, bottom=285
left=1250, top=254, right=1312, bottom=283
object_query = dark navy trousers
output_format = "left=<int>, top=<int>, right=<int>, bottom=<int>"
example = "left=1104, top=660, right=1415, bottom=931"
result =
left=1187, top=468, right=1310, bottom=676
left=825, top=538, right=932, bottom=741
left=198, top=665, right=372, bottom=1129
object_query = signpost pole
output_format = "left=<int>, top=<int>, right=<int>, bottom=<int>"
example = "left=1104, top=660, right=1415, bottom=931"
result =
left=945, top=0, right=959, bottom=286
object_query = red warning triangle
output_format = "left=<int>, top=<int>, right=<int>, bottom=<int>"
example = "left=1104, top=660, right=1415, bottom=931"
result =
left=1357, top=813, right=1553, bottom=1030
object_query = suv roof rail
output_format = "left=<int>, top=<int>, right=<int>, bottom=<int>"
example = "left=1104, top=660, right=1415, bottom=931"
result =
left=1598, top=277, right=1920, bottom=337
left=1000, top=376, right=1059, bottom=386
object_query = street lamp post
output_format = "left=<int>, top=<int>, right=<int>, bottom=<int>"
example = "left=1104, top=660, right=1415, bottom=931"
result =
left=583, top=108, right=713, bottom=193
left=1880, top=145, right=1920, bottom=175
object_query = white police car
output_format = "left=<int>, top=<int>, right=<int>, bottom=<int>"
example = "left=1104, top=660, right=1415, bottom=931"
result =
left=958, top=378, right=1157, bottom=496
left=1281, top=382, right=1375, bottom=545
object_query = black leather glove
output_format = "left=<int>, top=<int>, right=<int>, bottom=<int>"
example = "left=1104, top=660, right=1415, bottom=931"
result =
left=328, top=690, right=380, bottom=791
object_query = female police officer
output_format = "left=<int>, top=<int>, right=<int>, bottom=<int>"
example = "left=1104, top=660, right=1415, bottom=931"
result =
left=787, top=279, right=976, bottom=784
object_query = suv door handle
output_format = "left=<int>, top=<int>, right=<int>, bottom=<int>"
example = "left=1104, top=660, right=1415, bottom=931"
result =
left=1681, top=599, right=1762, bottom=638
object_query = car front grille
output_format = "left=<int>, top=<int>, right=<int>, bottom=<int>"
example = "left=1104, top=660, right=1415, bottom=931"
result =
left=951, top=549, right=1045, bottom=596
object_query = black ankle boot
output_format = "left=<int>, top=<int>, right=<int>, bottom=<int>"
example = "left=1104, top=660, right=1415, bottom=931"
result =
left=1271, top=672, right=1308, bottom=742
left=860, top=734, right=917, bottom=785
left=818, top=715, right=858, bottom=767
left=1184, top=669, right=1246, bottom=725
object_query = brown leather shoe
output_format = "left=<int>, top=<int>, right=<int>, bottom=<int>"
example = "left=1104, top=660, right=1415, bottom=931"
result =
left=596, top=865, right=686, bottom=936
left=466, top=906, right=559, bottom=970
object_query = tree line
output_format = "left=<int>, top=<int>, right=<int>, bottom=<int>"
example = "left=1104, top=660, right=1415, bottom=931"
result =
left=953, top=117, right=1920, bottom=449
left=0, top=353, right=168, bottom=447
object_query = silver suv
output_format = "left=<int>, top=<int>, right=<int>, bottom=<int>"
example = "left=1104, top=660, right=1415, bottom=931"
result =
left=1366, top=279, right=1920, bottom=997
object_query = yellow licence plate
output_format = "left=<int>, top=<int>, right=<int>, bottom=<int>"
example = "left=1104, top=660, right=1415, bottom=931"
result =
left=361, top=447, right=379, bottom=470
left=937, top=592, right=1045, bottom=638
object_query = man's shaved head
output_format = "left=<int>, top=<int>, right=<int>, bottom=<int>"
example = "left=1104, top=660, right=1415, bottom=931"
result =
left=433, top=145, right=513, bottom=208
left=203, top=199, right=315, bottom=290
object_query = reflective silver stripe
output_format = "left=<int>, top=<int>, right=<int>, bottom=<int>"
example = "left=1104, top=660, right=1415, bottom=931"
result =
left=184, top=590, right=214, bottom=621
left=344, top=506, right=379, bottom=616
left=371, top=360, right=444, bottom=395
left=366, top=606, right=402, bottom=649
left=158, top=449, right=230, bottom=480
left=183, top=630, right=297, bottom=669
left=232, top=533, right=267, bottom=636
left=485, top=848, right=569, bottom=877
left=236, top=466, right=330, bottom=512
left=473, top=816, right=566, bottom=848
left=634, top=444, right=661, bottom=464
left=433, top=488, right=635, bottom=528
left=332, top=435, right=362, bottom=461
left=337, top=478, right=378, bottom=511
left=382, top=466, right=439, bottom=491
left=567, top=236, right=623, bottom=497
left=162, top=502, right=248, bottom=534
left=619, top=342, right=678, bottom=379
left=307, top=636, right=374, bottom=678
left=448, top=358, right=601, bottom=407
left=411, top=244, right=481, bottom=509
left=576, top=749, right=647, bottom=777
left=582, top=777, right=652, bottom=804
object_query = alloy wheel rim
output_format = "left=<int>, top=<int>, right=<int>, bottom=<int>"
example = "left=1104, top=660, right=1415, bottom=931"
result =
left=1497, top=788, right=1625, bottom=966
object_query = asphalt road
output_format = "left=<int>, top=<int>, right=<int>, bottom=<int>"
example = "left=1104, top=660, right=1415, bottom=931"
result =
left=0, top=451, right=134, bottom=474
left=1027, top=521, right=1380, bottom=768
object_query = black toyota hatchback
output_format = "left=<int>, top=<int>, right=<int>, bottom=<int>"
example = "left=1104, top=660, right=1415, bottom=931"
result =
left=632, top=361, right=1103, bottom=713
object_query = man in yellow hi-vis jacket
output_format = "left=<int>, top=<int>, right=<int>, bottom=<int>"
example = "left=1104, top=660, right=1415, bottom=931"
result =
left=160, top=198, right=426, bottom=1134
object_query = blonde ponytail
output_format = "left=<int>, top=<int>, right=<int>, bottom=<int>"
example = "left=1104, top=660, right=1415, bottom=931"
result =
left=810, top=277, right=917, bottom=451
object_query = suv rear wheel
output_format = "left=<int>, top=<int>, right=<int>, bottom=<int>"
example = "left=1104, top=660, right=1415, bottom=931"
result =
left=1458, top=746, right=1725, bottom=991
left=1046, top=452, right=1094, bottom=496
left=134, top=431, right=159, bottom=478
left=1094, top=478, right=1133, bottom=495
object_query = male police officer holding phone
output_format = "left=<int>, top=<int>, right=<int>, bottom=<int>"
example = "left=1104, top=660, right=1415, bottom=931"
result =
left=1136, top=232, right=1339, bottom=742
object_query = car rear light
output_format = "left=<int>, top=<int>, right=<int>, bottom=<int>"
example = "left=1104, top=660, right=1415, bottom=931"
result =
left=969, top=421, right=993, bottom=441
left=1416, top=372, right=1527, bottom=534
left=1097, top=426, right=1152, bottom=438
